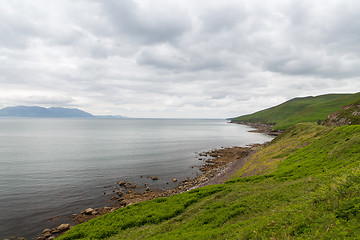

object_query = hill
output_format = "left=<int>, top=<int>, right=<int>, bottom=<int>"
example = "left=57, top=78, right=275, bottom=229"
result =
left=231, top=92, right=360, bottom=130
left=323, top=98, right=360, bottom=126
left=56, top=122, right=360, bottom=239
left=0, top=106, right=94, bottom=118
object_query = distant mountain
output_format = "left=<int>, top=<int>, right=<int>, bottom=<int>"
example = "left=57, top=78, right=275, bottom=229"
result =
left=94, top=115, right=127, bottom=119
left=231, top=92, right=360, bottom=130
left=0, top=106, right=94, bottom=118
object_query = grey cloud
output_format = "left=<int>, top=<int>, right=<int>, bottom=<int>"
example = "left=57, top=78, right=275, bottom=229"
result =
left=136, top=43, right=235, bottom=72
left=136, top=46, right=189, bottom=70
left=236, top=0, right=360, bottom=79
left=266, top=53, right=360, bottom=79
left=200, top=4, right=248, bottom=33
left=97, top=0, right=191, bottom=44
left=0, top=0, right=360, bottom=118
left=20, top=95, right=75, bottom=106
left=0, top=92, right=76, bottom=108
left=326, top=2, right=360, bottom=53
left=0, top=3, right=40, bottom=49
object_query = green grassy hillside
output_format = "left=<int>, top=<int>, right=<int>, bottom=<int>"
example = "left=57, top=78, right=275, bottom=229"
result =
left=58, top=123, right=360, bottom=239
left=231, top=92, right=360, bottom=130
left=324, top=98, right=360, bottom=126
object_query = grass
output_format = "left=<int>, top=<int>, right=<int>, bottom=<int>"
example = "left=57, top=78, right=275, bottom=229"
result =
left=324, top=98, right=360, bottom=126
left=231, top=122, right=334, bottom=178
left=231, top=92, right=360, bottom=130
left=58, top=123, right=360, bottom=239
left=57, top=186, right=225, bottom=239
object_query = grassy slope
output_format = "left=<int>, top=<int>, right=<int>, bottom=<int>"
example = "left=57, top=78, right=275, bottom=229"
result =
left=231, top=93, right=360, bottom=130
left=58, top=123, right=360, bottom=239
left=325, top=98, right=360, bottom=126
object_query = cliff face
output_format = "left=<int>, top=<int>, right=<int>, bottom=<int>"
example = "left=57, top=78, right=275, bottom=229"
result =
left=323, top=100, right=360, bottom=126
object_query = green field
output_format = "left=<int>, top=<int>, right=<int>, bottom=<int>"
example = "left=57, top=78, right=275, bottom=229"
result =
left=231, top=92, right=360, bottom=130
left=58, top=123, right=360, bottom=239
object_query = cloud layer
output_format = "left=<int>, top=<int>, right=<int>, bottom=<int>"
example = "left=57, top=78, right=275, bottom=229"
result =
left=1, top=0, right=360, bottom=118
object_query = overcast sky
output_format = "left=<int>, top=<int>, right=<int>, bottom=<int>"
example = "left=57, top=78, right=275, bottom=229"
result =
left=1, top=0, right=360, bottom=118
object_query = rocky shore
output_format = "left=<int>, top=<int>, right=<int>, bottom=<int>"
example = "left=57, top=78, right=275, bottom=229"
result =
left=11, top=142, right=268, bottom=240
left=71, top=145, right=264, bottom=226
left=230, top=121, right=282, bottom=136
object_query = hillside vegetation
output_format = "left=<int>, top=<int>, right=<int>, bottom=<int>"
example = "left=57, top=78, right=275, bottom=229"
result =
left=231, top=92, right=360, bottom=130
left=58, top=123, right=360, bottom=239
left=324, top=98, right=360, bottom=126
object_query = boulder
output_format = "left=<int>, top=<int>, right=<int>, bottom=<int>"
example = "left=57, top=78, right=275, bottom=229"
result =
left=57, top=223, right=70, bottom=231
left=150, top=176, right=158, bottom=180
left=118, top=181, right=126, bottom=186
left=42, top=232, right=51, bottom=238
left=172, top=178, right=177, bottom=182
left=125, top=184, right=136, bottom=189
left=84, top=208, right=94, bottom=215
left=42, top=229, right=51, bottom=234
left=103, top=206, right=112, bottom=211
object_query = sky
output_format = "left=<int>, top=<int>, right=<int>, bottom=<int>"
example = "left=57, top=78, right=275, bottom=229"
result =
left=1, top=0, right=360, bottom=118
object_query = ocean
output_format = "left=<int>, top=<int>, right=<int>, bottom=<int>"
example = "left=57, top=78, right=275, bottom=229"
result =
left=0, top=118, right=273, bottom=239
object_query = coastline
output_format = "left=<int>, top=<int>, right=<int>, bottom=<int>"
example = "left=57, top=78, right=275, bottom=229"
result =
left=32, top=143, right=268, bottom=240
left=230, top=121, right=282, bottom=136
left=26, top=123, right=274, bottom=240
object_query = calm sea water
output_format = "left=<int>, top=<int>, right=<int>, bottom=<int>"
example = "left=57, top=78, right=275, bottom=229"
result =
left=0, top=118, right=273, bottom=239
